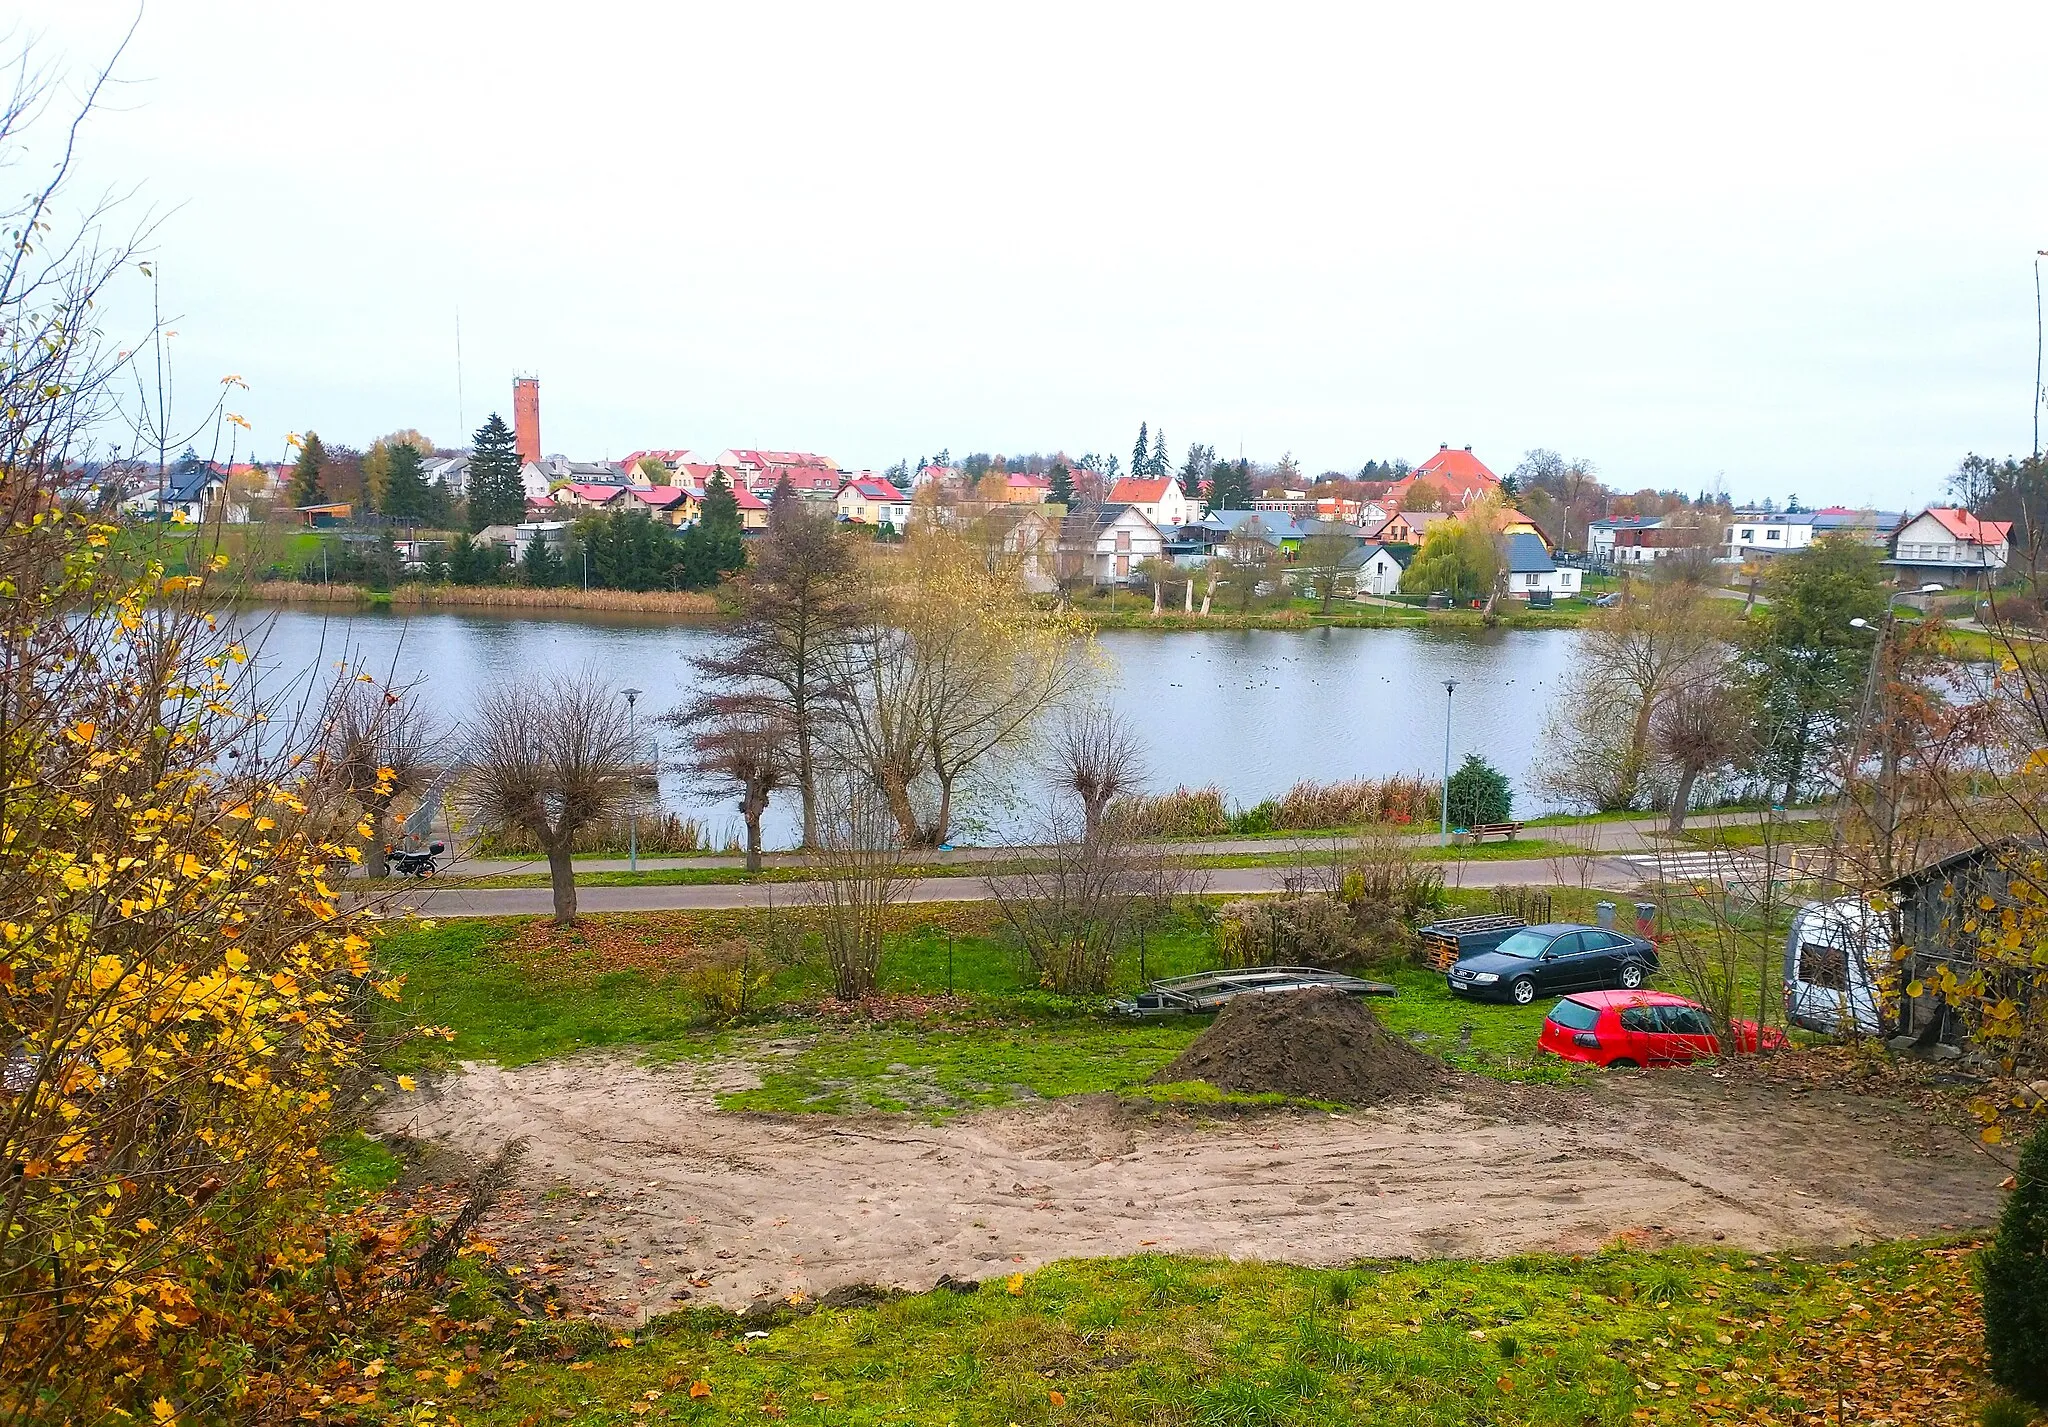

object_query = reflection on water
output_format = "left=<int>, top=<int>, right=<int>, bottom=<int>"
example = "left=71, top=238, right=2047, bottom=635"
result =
left=230, top=607, right=1578, bottom=848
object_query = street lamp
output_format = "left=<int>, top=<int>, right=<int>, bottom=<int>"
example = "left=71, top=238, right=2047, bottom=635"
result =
left=1836, top=584, right=1944, bottom=880
left=622, top=688, right=642, bottom=872
left=1440, top=678, right=1459, bottom=848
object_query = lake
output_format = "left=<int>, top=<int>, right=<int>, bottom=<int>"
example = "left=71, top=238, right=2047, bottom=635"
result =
left=229, top=607, right=1579, bottom=847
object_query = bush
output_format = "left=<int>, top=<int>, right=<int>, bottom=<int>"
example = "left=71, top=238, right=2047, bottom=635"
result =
left=1445, top=754, right=1513, bottom=827
left=1229, top=799, right=1281, bottom=835
left=682, top=940, right=777, bottom=1024
left=1984, top=1123, right=2048, bottom=1408
left=1215, top=895, right=1359, bottom=968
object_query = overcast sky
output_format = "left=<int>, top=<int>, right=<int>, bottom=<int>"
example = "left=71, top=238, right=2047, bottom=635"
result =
left=17, top=2, right=2048, bottom=507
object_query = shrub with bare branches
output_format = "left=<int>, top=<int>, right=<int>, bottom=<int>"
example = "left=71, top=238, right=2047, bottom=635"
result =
left=806, top=783, right=911, bottom=999
left=458, top=670, right=640, bottom=924
left=314, top=671, right=453, bottom=876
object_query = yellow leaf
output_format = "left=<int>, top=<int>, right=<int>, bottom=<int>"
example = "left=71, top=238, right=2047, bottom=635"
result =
left=443, top=1369, right=462, bottom=1388
left=1983, top=1126, right=2004, bottom=1145
left=689, top=1381, right=711, bottom=1399
left=396, top=1075, right=417, bottom=1092
left=152, top=1398, right=176, bottom=1424
left=1906, top=980, right=1925, bottom=998
left=1049, top=1389, right=1066, bottom=1406
left=1006, top=1273, right=1024, bottom=1295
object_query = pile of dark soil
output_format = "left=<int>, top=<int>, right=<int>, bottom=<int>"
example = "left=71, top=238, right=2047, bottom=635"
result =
left=1149, top=987, right=1447, bottom=1105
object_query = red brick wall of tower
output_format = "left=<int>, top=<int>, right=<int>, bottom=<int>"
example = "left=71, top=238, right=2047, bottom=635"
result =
left=512, top=378, right=541, bottom=465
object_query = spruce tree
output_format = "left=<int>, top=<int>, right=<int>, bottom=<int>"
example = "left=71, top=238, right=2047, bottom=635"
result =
left=1984, top=1124, right=2048, bottom=1408
left=288, top=433, right=327, bottom=508
left=680, top=472, right=746, bottom=588
left=1048, top=462, right=1075, bottom=506
left=381, top=442, right=432, bottom=522
left=467, top=413, right=525, bottom=530
left=520, top=529, right=562, bottom=587
left=1131, top=423, right=1149, bottom=484
left=1445, top=755, right=1513, bottom=826
left=1149, top=429, right=1170, bottom=479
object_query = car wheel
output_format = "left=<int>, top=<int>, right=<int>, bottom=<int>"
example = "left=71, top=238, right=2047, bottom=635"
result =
left=1618, top=962, right=1644, bottom=989
left=1510, top=977, right=1536, bottom=1006
left=1607, top=1057, right=1640, bottom=1069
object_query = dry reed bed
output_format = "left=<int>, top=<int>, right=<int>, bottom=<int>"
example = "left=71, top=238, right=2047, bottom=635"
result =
left=239, top=580, right=722, bottom=616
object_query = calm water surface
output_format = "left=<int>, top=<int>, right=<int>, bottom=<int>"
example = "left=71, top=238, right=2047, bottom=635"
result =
left=231, top=608, right=1577, bottom=847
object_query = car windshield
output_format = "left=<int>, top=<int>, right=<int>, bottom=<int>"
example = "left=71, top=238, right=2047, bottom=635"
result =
left=1492, top=930, right=1553, bottom=960
left=1546, top=998, right=1600, bottom=1031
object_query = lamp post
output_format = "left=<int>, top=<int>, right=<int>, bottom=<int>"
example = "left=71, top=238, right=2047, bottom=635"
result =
left=1440, top=678, right=1459, bottom=847
left=622, top=688, right=642, bottom=872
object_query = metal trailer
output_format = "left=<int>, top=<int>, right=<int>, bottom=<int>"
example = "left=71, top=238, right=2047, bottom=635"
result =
left=1110, top=966, right=1396, bottom=1018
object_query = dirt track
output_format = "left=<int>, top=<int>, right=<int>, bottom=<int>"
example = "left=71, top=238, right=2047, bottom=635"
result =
left=380, top=1055, right=2003, bottom=1323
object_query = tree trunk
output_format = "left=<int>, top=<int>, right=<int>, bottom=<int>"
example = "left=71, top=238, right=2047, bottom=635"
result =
left=1184, top=578, right=1194, bottom=613
left=880, top=768, right=922, bottom=848
left=1667, top=763, right=1702, bottom=834
left=797, top=723, right=819, bottom=849
left=545, top=840, right=578, bottom=925
left=744, top=809, right=763, bottom=873
left=1200, top=576, right=1214, bottom=617
left=931, top=771, right=955, bottom=847
left=1152, top=580, right=1161, bottom=617
left=364, top=806, right=390, bottom=879
left=1615, top=693, right=1657, bottom=809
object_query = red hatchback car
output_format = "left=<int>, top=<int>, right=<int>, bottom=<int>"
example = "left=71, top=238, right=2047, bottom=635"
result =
left=1538, top=990, right=1788, bottom=1068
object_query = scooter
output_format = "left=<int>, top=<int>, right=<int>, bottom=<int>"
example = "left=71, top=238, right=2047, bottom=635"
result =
left=388, top=841, right=445, bottom=879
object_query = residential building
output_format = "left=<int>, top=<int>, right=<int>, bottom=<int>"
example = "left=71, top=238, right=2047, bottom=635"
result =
left=521, top=456, right=625, bottom=500
left=627, top=486, right=696, bottom=526
left=1108, top=476, right=1194, bottom=529
left=1339, top=542, right=1410, bottom=597
left=1003, top=472, right=1052, bottom=504
left=1060, top=503, right=1164, bottom=585
left=730, top=484, right=771, bottom=532
left=1496, top=507, right=1553, bottom=551
left=122, top=460, right=248, bottom=524
left=421, top=454, right=470, bottom=496
left=1720, top=507, right=1903, bottom=562
left=1372, top=509, right=1449, bottom=546
left=1588, top=516, right=1664, bottom=563
left=1888, top=507, right=2010, bottom=585
left=477, top=519, right=572, bottom=555
left=836, top=478, right=913, bottom=529
left=1385, top=444, right=1502, bottom=510
left=554, top=482, right=634, bottom=512
left=1505, top=532, right=1582, bottom=598
left=1199, top=508, right=1328, bottom=553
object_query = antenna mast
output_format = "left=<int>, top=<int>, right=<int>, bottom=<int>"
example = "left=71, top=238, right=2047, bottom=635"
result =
left=455, top=309, right=466, bottom=441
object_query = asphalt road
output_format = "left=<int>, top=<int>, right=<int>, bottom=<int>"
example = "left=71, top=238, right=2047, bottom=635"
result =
left=383, top=855, right=1655, bottom=917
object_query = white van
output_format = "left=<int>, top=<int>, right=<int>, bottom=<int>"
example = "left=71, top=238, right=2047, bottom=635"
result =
left=1782, top=897, right=1892, bottom=1036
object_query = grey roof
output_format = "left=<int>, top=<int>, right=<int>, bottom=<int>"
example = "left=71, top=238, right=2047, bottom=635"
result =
left=1506, top=532, right=1556, bottom=574
left=1338, top=542, right=1409, bottom=570
left=1199, top=509, right=1332, bottom=541
left=1590, top=516, right=1664, bottom=531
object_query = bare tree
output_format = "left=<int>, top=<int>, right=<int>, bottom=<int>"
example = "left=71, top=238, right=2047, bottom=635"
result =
left=1297, top=520, right=1356, bottom=614
left=315, top=672, right=452, bottom=877
left=689, top=494, right=860, bottom=847
left=987, top=805, right=1196, bottom=995
left=807, top=781, right=911, bottom=999
left=1047, top=705, right=1147, bottom=843
left=1651, top=670, right=1754, bottom=833
left=673, top=694, right=789, bottom=873
left=459, top=671, right=640, bottom=924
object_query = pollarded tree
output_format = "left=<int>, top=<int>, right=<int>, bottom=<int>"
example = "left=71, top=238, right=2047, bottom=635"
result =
left=1047, top=705, right=1148, bottom=843
left=315, top=673, right=452, bottom=877
left=459, top=672, right=641, bottom=923
left=1652, top=670, right=1754, bottom=832
left=1298, top=520, right=1357, bottom=614
left=675, top=694, right=789, bottom=873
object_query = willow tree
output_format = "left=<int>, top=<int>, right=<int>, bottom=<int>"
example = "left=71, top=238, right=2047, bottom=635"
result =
left=824, top=525, right=1092, bottom=846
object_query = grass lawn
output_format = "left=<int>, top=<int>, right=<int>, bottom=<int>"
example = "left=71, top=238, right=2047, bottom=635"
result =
left=374, top=910, right=1574, bottom=1100
left=351, top=1239, right=1989, bottom=1427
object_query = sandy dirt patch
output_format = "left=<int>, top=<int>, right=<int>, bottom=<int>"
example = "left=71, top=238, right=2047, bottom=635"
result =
left=377, top=1054, right=2002, bottom=1323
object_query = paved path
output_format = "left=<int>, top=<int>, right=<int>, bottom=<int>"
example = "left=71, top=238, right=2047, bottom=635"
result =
left=385, top=856, right=1659, bottom=918
left=408, top=808, right=1791, bottom=880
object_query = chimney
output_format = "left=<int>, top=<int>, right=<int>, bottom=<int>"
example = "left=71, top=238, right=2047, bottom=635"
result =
left=1439, top=443, right=1449, bottom=450
left=512, top=376, right=541, bottom=465
left=1464, top=445, right=1473, bottom=452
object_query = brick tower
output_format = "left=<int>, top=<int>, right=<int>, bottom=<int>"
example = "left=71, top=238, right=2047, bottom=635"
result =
left=512, top=376, right=541, bottom=465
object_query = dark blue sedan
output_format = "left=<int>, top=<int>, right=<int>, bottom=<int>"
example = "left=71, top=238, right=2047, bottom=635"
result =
left=1445, top=922, right=1660, bottom=1006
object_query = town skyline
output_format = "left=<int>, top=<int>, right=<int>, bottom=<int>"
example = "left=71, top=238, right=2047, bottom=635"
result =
left=23, top=2, right=2048, bottom=510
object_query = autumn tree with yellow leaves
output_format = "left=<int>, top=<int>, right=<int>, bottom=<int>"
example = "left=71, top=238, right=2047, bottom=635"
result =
left=0, top=39, right=417, bottom=1421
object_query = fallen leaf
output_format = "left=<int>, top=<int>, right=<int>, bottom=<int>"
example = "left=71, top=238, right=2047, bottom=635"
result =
left=1006, top=1273, right=1025, bottom=1295
left=1049, top=1390, right=1066, bottom=1406
left=689, top=1381, right=712, bottom=1399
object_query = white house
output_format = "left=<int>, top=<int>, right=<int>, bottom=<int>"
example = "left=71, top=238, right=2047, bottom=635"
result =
left=120, top=462, right=248, bottom=524
left=1340, top=542, right=1410, bottom=597
left=421, top=455, right=469, bottom=496
left=1505, top=532, right=1582, bottom=598
left=1106, top=476, right=1194, bottom=530
left=1061, top=503, right=1164, bottom=585
left=1888, top=507, right=2010, bottom=585
left=836, top=478, right=913, bottom=529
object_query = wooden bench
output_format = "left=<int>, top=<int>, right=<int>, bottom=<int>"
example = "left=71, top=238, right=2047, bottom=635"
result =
left=1452, top=821, right=1524, bottom=846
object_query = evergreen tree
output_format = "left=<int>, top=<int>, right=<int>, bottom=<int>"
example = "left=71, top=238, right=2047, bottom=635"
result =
left=1148, top=429, right=1170, bottom=479
left=421, top=542, right=449, bottom=583
left=520, top=529, right=563, bottom=587
left=1132, top=423, right=1149, bottom=483
left=1983, top=1123, right=2048, bottom=1408
left=679, top=472, right=747, bottom=589
left=467, top=412, right=525, bottom=531
left=1209, top=458, right=1254, bottom=511
left=1048, top=462, right=1075, bottom=506
left=381, top=441, right=433, bottom=522
left=288, top=433, right=327, bottom=508
left=1445, top=755, right=1513, bottom=826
